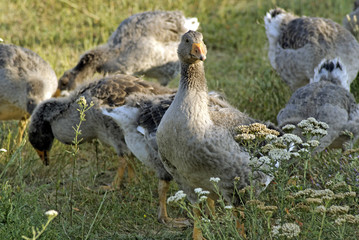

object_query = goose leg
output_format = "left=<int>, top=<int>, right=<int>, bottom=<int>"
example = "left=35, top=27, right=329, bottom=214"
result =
left=111, top=156, right=128, bottom=189
left=17, top=115, right=29, bottom=143
left=157, top=179, right=191, bottom=228
left=205, top=198, right=216, bottom=218
left=234, top=208, right=246, bottom=239
left=193, top=205, right=206, bottom=240
left=126, top=154, right=137, bottom=183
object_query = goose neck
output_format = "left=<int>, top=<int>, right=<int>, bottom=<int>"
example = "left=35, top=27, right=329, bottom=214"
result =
left=179, top=61, right=207, bottom=93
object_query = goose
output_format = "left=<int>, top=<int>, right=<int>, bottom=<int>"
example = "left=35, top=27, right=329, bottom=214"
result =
left=343, top=0, right=359, bottom=37
left=156, top=30, right=275, bottom=239
left=0, top=43, right=58, bottom=142
left=28, top=74, right=174, bottom=189
left=277, top=58, right=359, bottom=153
left=264, top=8, right=359, bottom=91
left=58, top=10, right=199, bottom=94
left=101, top=91, right=231, bottom=228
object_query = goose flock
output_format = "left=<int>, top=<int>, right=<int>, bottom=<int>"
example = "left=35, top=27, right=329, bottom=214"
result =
left=1, top=6, right=359, bottom=239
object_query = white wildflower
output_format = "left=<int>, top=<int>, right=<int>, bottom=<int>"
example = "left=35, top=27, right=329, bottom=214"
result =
left=268, top=148, right=291, bottom=161
left=307, top=140, right=320, bottom=147
left=301, top=143, right=310, bottom=148
left=312, top=189, right=334, bottom=198
left=306, top=198, right=322, bottom=204
left=291, top=152, right=300, bottom=158
left=335, top=217, right=346, bottom=226
left=271, top=225, right=281, bottom=237
left=327, top=205, right=350, bottom=215
left=0, top=148, right=7, bottom=152
left=344, top=192, right=356, bottom=198
left=298, top=148, right=309, bottom=154
left=45, top=210, right=58, bottom=217
left=258, top=156, right=271, bottom=164
left=224, top=205, right=233, bottom=210
left=312, top=129, right=327, bottom=136
left=200, top=195, right=208, bottom=201
left=332, top=181, right=347, bottom=190
left=281, top=223, right=301, bottom=238
left=201, top=217, right=211, bottom=223
left=0, top=38, right=3, bottom=42
left=167, top=190, right=187, bottom=203
left=314, top=205, right=326, bottom=214
left=76, top=96, right=87, bottom=106
left=194, top=188, right=210, bottom=196
left=318, top=121, right=329, bottom=130
left=210, top=177, right=220, bottom=183
left=281, top=134, right=303, bottom=144
left=282, top=124, right=296, bottom=131
left=194, top=188, right=203, bottom=194
left=271, top=223, right=301, bottom=238
left=265, top=134, right=278, bottom=141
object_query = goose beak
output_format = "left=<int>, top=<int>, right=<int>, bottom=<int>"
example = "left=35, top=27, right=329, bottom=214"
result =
left=52, top=88, right=61, bottom=98
left=35, top=149, right=50, bottom=165
left=191, top=43, right=206, bottom=61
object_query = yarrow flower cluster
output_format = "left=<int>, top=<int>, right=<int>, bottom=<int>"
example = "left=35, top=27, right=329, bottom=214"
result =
left=45, top=210, right=58, bottom=217
left=194, top=188, right=210, bottom=201
left=271, top=223, right=301, bottom=239
left=167, top=190, right=187, bottom=203
left=209, top=177, right=221, bottom=183
left=282, top=124, right=296, bottom=132
left=297, top=117, right=328, bottom=137
left=76, top=96, right=87, bottom=106
left=335, top=214, right=359, bottom=225
left=234, top=123, right=280, bottom=142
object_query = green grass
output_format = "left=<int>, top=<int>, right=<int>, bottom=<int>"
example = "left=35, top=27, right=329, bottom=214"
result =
left=0, top=0, right=359, bottom=239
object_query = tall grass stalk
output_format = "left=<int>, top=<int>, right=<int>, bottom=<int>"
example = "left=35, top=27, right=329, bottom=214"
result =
left=69, top=96, right=94, bottom=225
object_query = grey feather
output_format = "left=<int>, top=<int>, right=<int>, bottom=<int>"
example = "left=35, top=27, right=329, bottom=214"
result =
left=157, top=31, right=273, bottom=205
left=265, top=8, right=359, bottom=91
left=58, top=11, right=199, bottom=91
left=277, top=59, right=359, bottom=153
left=28, top=73, right=174, bottom=164
left=0, top=44, right=57, bottom=120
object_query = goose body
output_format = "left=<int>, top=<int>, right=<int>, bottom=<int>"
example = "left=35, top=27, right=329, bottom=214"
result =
left=156, top=31, right=272, bottom=206
left=0, top=44, right=57, bottom=120
left=277, top=59, right=359, bottom=152
left=264, top=8, right=359, bottom=91
left=29, top=74, right=173, bottom=166
left=102, top=89, right=230, bottom=227
left=58, top=11, right=199, bottom=92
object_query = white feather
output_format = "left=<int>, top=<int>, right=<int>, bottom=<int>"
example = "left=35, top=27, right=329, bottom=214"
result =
left=184, top=17, right=200, bottom=31
left=311, top=58, right=350, bottom=91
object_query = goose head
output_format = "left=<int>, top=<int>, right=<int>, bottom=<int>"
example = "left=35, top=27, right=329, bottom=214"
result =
left=58, top=70, right=77, bottom=92
left=28, top=101, right=58, bottom=165
left=28, top=118, right=54, bottom=166
left=177, top=30, right=207, bottom=64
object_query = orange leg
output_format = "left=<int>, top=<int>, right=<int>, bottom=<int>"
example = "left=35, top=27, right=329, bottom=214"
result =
left=110, top=156, right=128, bottom=189
left=234, top=208, right=246, bottom=239
left=193, top=205, right=206, bottom=240
left=126, top=154, right=137, bottom=183
left=157, top=180, right=191, bottom=228
left=17, top=115, right=29, bottom=143
left=206, top=198, right=216, bottom=218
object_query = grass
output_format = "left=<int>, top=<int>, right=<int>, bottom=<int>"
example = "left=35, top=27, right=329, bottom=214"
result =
left=0, top=0, right=358, bottom=239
